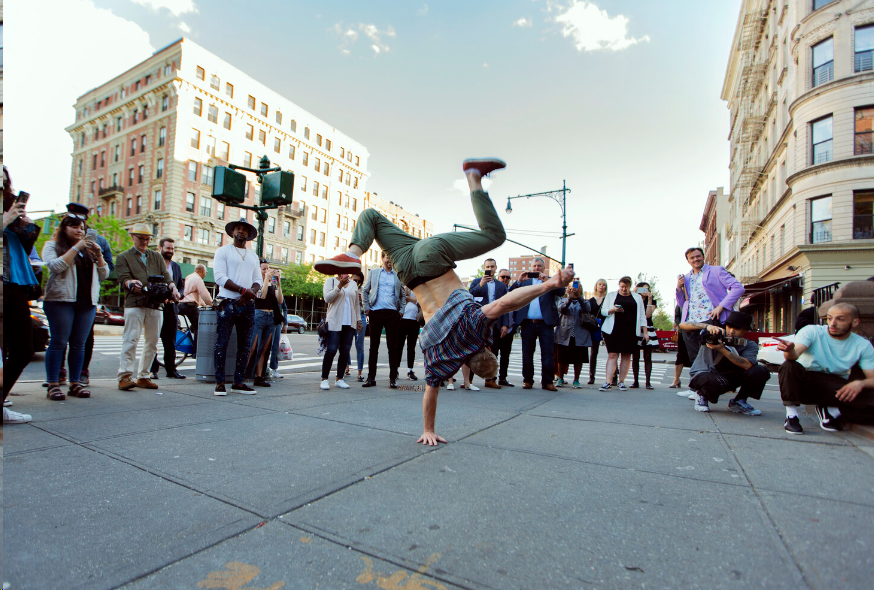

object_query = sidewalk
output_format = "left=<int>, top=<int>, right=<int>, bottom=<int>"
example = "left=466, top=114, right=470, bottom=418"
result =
left=3, top=371, right=873, bottom=589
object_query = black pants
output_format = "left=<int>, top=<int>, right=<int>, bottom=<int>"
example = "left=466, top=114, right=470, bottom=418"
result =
left=3, top=283, right=34, bottom=401
left=396, top=318, right=420, bottom=370
left=150, top=304, right=179, bottom=374
left=367, top=309, right=400, bottom=381
left=178, top=302, right=200, bottom=356
left=520, top=320, right=555, bottom=385
left=491, top=326, right=514, bottom=381
left=689, top=365, right=771, bottom=404
left=589, top=341, right=601, bottom=379
left=682, top=330, right=704, bottom=364
left=632, top=346, right=654, bottom=384
left=779, top=360, right=874, bottom=410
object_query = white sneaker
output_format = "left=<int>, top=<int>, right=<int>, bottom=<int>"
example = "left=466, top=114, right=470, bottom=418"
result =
left=270, top=369, right=284, bottom=379
left=335, top=379, right=350, bottom=389
left=688, top=391, right=697, bottom=400
left=676, top=390, right=692, bottom=397
left=320, top=379, right=331, bottom=390
left=466, top=384, right=480, bottom=391
left=695, top=395, right=710, bottom=412
left=4, top=407, right=32, bottom=424
left=446, top=382, right=455, bottom=390
left=4, top=399, right=12, bottom=407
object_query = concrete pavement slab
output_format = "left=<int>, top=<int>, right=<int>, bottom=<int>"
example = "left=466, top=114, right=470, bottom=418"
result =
left=725, top=434, right=874, bottom=505
left=3, top=423, right=76, bottom=455
left=121, top=520, right=466, bottom=590
left=707, top=400, right=853, bottom=445
left=757, top=490, right=874, bottom=590
left=90, top=412, right=428, bottom=517
left=462, top=414, right=745, bottom=485
left=287, top=444, right=803, bottom=589
left=3, top=444, right=260, bottom=590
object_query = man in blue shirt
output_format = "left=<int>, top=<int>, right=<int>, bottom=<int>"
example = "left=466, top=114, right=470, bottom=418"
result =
left=361, top=251, right=406, bottom=388
left=469, top=258, right=512, bottom=388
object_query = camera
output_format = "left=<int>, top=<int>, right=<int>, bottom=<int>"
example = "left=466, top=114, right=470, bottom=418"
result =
left=701, top=331, right=747, bottom=348
left=527, top=272, right=539, bottom=279
left=138, top=275, right=173, bottom=308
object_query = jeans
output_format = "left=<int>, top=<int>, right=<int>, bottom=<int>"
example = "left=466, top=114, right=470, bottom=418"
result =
left=44, top=302, right=96, bottom=384
left=690, top=365, right=771, bottom=404
left=322, top=325, right=356, bottom=379
left=356, top=315, right=367, bottom=372
left=214, top=299, right=256, bottom=384
left=118, top=307, right=163, bottom=381
left=248, top=310, right=277, bottom=378
left=3, top=283, right=34, bottom=399
left=520, top=320, right=556, bottom=385
left=269, top=323, right=283, bottom=371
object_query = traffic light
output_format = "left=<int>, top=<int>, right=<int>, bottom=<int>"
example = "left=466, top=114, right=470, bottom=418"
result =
left=260, top=171, right=295, bottom=206
left=212, top=166, right=246, bottom=204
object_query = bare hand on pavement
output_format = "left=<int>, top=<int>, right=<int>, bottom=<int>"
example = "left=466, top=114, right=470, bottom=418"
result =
left=417, top=432, right=447, bottom=446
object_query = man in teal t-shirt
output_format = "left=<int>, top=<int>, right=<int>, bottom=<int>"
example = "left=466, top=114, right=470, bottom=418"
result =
left=778, top=303, right=874, bottom=434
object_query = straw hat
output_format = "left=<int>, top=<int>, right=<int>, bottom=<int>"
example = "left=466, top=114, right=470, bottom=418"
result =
left=128, top=223, right=153, bottom=236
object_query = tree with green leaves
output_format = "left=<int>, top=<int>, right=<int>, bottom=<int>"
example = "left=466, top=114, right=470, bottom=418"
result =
left=636, top=272, right=673, bottom=331
left=275, top=262, right=326, bottom=299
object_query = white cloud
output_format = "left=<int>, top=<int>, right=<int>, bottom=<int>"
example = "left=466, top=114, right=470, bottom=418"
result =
left=512, top=17, right=533, bottom=28
left=129, top=0, right=198, bottom=17
left=553, top=0, right=649, bottom=52
left=178, top=21, right=191, bottom=33
left=452, top=177, right=493, bottom=196
left=360, top=23, right=396, bottom=54
left=4, top=0, right=155, bottom=213
left=417, top=4, right=429, bottom=16
left=332, top=23, right=359, bottom=56
left=331, top=22, right=395, bottom=56
left=483, top=62, right=489, bottom=68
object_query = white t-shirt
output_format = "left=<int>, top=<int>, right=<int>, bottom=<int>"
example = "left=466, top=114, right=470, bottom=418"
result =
left=402, top=301, right=418, bottom=321
left=795, top=324, right=874, bottom=379
left=213, top=243, right=262, bottom=300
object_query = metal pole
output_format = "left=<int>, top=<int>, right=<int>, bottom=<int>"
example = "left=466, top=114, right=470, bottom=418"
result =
left=561, top=179, right=567, bottom=268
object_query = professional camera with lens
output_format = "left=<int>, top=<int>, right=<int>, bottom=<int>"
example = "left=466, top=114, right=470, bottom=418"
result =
left=701, top=331, right=748, bottom=348
left=136, top=275, right=173, bottom=308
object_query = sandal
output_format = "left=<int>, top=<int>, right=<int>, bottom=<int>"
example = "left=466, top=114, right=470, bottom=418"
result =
left=47, top=384, right=66, bottom=401
left=69, top=383, right=92, bottom=398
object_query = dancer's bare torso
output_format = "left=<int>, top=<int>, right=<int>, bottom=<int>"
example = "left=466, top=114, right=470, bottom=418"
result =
left=412, top=270, right=465, bottom=324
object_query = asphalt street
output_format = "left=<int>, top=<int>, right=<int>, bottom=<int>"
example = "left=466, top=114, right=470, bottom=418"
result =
left=3, top=335, right=873, bottom=590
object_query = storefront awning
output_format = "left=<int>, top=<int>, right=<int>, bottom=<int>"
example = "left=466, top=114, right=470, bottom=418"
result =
left=740, top=275, right=800, bottom=308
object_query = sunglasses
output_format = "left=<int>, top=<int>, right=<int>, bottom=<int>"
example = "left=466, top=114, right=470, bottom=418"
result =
left=66, top=213, right=87, bottom=220
left=498, top=275, right=511, bottom=280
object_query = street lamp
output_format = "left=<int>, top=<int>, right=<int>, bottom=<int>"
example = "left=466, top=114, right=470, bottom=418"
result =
left=503, top=180, right=574, bottom=267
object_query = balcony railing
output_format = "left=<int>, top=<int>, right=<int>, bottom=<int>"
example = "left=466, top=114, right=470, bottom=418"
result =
left=97, top=185, right=123, bottom=198
left=811, top=282, right=840, bottom=321
left=856, top=50, right=873, bottom=73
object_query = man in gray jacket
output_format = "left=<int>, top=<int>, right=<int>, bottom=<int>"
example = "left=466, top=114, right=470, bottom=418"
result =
left=361, top=251, right=406, bottom=388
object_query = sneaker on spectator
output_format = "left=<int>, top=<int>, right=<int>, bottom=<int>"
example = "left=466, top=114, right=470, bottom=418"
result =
left=269, top=369, right=283, bottom=379
left=335, top=379, right=350, bottom=389
left=694, top=395, right=710, bottom=412
left=555, top=378, right=566, bottom=387
left=3, top=407, right=32, bottom=424
left=676, top=390, right=693, bottom=397
left=214, top=383, right=227, bottom=396
left=79, top=370, right=90, bottom=386
left=688, top=391, right=697, bottom=400
left=784, top=416, right=803, bottom=434
left=598, top=383, right=612, bottom=391
left=729, top=399, right=762, bottom=416
left=617, top=382, right=628, bottom=392
left=3, top=399, right=12, bottom=407
left=320, top=380, right=331, bottom=390
left=814, top=406, right=844, bottom=432
left=231, top=383, right=257, bottom=395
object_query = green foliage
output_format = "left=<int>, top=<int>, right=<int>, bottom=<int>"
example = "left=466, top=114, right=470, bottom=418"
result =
left=90, top=215, right=133, bottom=259
left=636, top=272, right=674, bottom=331
left=275, top=262, right=326, bottom=299
left=652, top=309, right=673, bottom=331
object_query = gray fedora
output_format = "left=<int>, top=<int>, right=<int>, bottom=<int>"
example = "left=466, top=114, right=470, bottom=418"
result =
left=225, top=217, right=258, bottom=241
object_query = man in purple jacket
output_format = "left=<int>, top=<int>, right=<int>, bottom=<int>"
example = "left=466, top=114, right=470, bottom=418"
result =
left=675, top=247, right=745, bottom=363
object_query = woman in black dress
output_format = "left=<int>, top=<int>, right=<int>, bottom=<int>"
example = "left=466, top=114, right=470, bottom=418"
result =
left=631, top=282, right=659, bottom=389
left=587, top=279, right=608, bottom=384
left=598, top=276, right=647, bottom=391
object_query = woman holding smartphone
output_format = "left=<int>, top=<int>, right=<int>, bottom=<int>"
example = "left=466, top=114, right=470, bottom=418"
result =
left=320, top=272, right=361, bottom=390
left=598, top=276, right=647, bottom=391
left=587, top=279, right=608, bottom=384
left=630, top=281, right=659, bottom=389
left=42, top=215, right=109, bottom=400
left=554, top=281, right=592, bottom=388
left=249, top=259, right=284, bottom=388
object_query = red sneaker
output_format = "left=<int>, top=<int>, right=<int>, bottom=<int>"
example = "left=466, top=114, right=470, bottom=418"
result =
left=462, top=158, right=506, bottom=177
left=314, top=253, right=362, bottom=276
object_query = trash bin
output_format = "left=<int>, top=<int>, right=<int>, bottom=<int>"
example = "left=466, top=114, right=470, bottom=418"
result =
left=195, top=308, right=239, bottom=382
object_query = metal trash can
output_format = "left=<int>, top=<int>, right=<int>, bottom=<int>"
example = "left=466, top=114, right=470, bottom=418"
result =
left=195, top=308, right=238, bottom=382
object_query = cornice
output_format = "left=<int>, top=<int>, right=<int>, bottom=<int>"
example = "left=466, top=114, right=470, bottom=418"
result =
left=66, top=81, right=176, bottom=133
left=789, top=71, right=874, bottom=116
left=785, top=154, right=874, bottom=186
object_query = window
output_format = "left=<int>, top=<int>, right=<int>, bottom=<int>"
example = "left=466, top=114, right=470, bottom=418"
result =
left=80, top=133, right=86, bottom=148
left=217, top=201, right=225, bottom=221
left=326, top=139, right=331, bottom=151
left=283, top=221, right=290, bottom=237
left=288, top=144, right=295, bottom=159
left=353, top=177, right=358, bottom=189
left=215, top=232, right=223, bottom=247
left=110, top=201, right=116, bottom=217
left=813, top=0, right=832, bottom=10
left=159, top=126, right=166, bottom=147
left=302, top=152, right=309, bottom=167
left=93, top=153, right=97, bottom=169
left=854, top=190, right=874, bottom=239
left=225, top=82, right=234, bottom=98
left=780, top=224, right=785, bottom=256
left=300, top=176, right=307, bottom=192
left=206, top=135, right=216, bottom=156
left=320, top=209, right=326, bottom=223
left=337, top=191, right=343, bottom=205
left=855, top=106, right=874, bottom=155
left=131, top=138, right=137, bottom=156
left=309, top=229, right=316, bottom=244
left=141, top=134, right=146, bottom=152
left=296, top=225, right=304, bottom=241
left=258, top=129, right=266, bottom=146
left=143, top=106, right=149, bottom=120
left=203, top=166, right=214, bottom=186
left=223, top=112, right=232, bottom=130
left=133, top=109, right=139, bottom=123
left=219, top=141, right=230, bottom=161
left=323, top=163, right=329, bottom=176
left=137, top=195, right=142, bottom=214
left=210, top=74, right=220, bottom=91
left=344, top=194, right=350, bottom=208
left=91, top=181, right=96, bottom=196
left=335, top=214, right=341, bottom=228
left=128, top=168, right=134, bottom=186
left=207, top=105, right=218, bottom=123
left=311, top=205, right=318, bottom=220
left=316, top=134, right=322, bottom=146
left=275, top=111, right=282, bottom=125
left=810, top=196, right=833, bottom=243
left=304, top=127, right=310, bottom=140
left=112, top=172, right=118, bottom=186
left=153, top=224, right=160, bottom=237
left=290, top=120, right=297, bottom=133
left=243, top=152, right=252, bottom=168
left=282, top=248, right=289, bottom=263
left=116, top=116, right=123, bottom=132
left=347, top=151, right=352, bottom=162
left=145, top=74, right=150, bottom=85
left=334, top=236, right=340, bottom=248
left=319, top=232, right=325, bottom=247
left=355, top=156, right=360, bottom=167
left=265, top=244, right=273, bottom=260
left=811, top=116, right=833, bottom=164
left=321, top=186, right=328, bottom=199
left=164, top=64, right=172, bottom=77
left=188, top=161, right=198, bottom=182
left=312, top=180, right=319, bottom=196
left=101, top=150, right=106, bottom=167
left=191, top=128, right=201, bottom=149
left=274, top=138, right=281, bottom=153
left=186, top=192, right=195, bottom=212
left=315, top=157, right=321, bottom=171
left=260, top=102, right=268, bottom=117
left=114, top=145, right=121, bottom=162
left=352, top=198, right=357, bottom=212
left=154, top=189, right=162, bottom=210
left=346, top=174, right=351, bottom=186
left=200, top=195, right=212, bottom=217
left=248, top=95, right=256, bottom=110
left=184, top=225, right=193, bottom=241
left=268, top=216, right=275, bottom=233
left=812, top=37, right=834, bottom=87
left=161, top=95, right=169, bottom=112
left=138, top=165, right=144, bottom=183
left=193, top=97, right=202, bottom=116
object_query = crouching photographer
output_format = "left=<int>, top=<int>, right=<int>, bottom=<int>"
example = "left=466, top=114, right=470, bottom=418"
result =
left=115, top=224, right=179, bottom=391
left=682, top=311, right=770, bottom=415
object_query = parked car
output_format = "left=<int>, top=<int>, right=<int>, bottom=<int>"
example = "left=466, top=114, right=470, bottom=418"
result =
left=29, top=306, right=50, bottom=352
left=284, top=314, right=308, bottom=334
left=757, top=335, right=795, bottom=372
left=95, top=304, right=125, bottom=325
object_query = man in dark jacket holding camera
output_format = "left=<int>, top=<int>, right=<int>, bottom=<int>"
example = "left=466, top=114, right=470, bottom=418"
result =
left=115, top=223, right=179, bottom=391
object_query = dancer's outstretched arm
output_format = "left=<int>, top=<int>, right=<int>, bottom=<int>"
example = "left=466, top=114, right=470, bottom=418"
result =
left=417, top=385, right=446, bottom=446
left=481, top=267, right=574, bottom=320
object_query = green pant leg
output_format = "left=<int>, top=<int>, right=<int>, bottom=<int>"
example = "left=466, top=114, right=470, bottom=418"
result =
left=349, top=209, right=419, bottom=282
left=413, top=190, right=506, bottom=275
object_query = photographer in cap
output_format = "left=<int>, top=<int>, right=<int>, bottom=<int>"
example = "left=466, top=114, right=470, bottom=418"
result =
left=115, top=223, right=179, bottom=391
left=683, top=311, right=770, bottom=415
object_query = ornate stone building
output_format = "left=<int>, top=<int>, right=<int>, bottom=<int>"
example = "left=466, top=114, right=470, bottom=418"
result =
left=721, top=0, right=874, bottom=332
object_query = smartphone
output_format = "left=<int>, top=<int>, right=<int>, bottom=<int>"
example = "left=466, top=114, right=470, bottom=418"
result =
left=615, top=304, right=623, bottom=310
left=16, top=191, right=30, bottom=205
left=572, top=280, right=579, bottom=289
left=527, top=272, right=539, bottom=279
left=638, top=287, right=649, bottom=294
left=484, top=270, right=492, bottom=276
left=86, top=229, right=99, bottom=240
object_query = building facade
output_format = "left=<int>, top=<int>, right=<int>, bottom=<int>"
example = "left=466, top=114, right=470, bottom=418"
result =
left=721, top=0, right=874, bottom=332
left=700, top=187, right=730, bottom=267
left=359, top=191, right=434, bottom=275
left=507, top=254, right=562, bottom=280
left=65, top=38, right=371, bottom=270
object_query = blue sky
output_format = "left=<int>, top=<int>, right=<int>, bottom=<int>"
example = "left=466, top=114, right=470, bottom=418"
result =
left=6, top=0, right=742, bottom=304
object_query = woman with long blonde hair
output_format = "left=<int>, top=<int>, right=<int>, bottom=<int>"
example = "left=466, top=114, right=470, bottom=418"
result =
left=587, top=279, right=608, bottom=384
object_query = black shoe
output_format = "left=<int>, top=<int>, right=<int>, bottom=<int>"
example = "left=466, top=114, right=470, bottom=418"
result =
left=784, top=416, right=803, bottom=434
left=167, top=370, right=187, bottom=379
left=645, top=383, right=654, bottom=390
left=357, top=375, right=365, bottom=382
left=814, top=406, right=844, bottom=432
left=408, top=370, right=418, bottom=381
left=230, top=383, right=257, bottom=395
left=390, top=380, right=398, bottom=389
left=362, top=380, right=377, bottom=387
left=587, top=377, right=595, bottom=385
left=253, top=377, right=271, bottom=388
left=629, top=382, right=640, bottom=389
left=498, top=379, right=514, bottom=387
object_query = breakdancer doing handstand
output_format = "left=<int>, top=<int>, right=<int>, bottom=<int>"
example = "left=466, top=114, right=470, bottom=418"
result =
left=315, top=158, right=575, bottom=445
